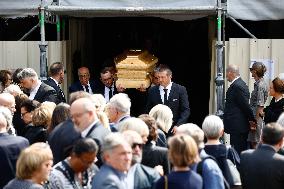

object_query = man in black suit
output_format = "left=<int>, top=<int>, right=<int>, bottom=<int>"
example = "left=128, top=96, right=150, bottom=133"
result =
left=69, top=67, right=97, bottom=94
left=17, top=68, right=59, bottom=104
left=146, top=64, right=190, bottom=136
left=0, top=107, right=29, bottom=188
left=240, top=122, right=284, bottom=189
left=223, top=64, right=256, bottom=155
left=44, top=62, right=66, bottom=103
left=70, top=97, right=110, bottom=167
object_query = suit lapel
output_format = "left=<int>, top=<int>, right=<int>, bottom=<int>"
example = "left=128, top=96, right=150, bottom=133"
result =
left=34, top=83, right=43, bottom=100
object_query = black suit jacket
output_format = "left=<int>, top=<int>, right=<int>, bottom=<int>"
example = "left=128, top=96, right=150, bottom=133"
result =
left=34, top=82, right=59, bottom=104
left=223, top=77, right=255, bottom=134
left=240, top=144, right=284, bottom=189
left=43, top=77, right=66, bottom=103
left=146, top=83, right=190, bottom=127
left=95, top=82, right=119, bottom=98
left=68, top=80, right=97, bottom=94
left=0, top=133, right=29, bottom=188
left=48, top=119, right=82, bottom=164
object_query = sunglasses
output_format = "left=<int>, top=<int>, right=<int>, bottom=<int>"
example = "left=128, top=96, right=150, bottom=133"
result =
left=132, top=143, right=144, bottom=149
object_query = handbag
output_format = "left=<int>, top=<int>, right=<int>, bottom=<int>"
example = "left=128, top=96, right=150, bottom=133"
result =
left=224, top=147, right=242, bottom=188
left=164, top=175, right=168, bottom=189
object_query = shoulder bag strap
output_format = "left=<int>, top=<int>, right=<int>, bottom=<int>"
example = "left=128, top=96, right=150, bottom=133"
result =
left=164, top=175, right=168, bottom=189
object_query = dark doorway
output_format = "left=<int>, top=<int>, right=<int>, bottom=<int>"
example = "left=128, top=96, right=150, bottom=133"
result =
left=70, top=17, right=211, bottom=126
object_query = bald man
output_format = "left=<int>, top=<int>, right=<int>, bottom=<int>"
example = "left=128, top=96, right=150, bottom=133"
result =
left=69, top=67, right=98, bottom=94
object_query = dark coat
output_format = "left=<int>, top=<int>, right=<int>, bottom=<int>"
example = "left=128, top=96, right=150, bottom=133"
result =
left=33, top=82, right=59, bottom=104
left=240, top=144, right=284, bottom=189
left=68, top=80, right=97, bottom=94
left=43, top=77, right=66, bottom=103
left=0, top=133, right=29, bottom=188
left=223, top=77, right=255, bottom=134
left=263, top=98, right=284, bottom=124
left=146, top=83, right=190, bottom=128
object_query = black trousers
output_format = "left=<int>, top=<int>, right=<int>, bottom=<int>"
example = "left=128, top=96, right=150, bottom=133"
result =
left=230, top=132, right=249, bottom=155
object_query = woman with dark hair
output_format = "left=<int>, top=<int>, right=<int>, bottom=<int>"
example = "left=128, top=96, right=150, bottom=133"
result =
left=261, top=77, right=284, bottom=124
left=0, top=70, right=13, bottom=93
left=248, top=62, right=269, bottom=148
left=20, top=99, right=40, bottom=136
left=48, top=102, right=70, bottom=133
left=139, top=114, right=170, bottom=175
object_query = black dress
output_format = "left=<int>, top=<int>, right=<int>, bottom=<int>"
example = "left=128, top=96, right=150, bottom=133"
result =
left=263, top=98, right=284, bottom=124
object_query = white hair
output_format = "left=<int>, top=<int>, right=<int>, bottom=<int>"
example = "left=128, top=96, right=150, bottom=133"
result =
left=149, top=104, right=173, bottom=133
left=202, top=114, right=224, bottom=139
left=177, top=123, right=204, bottom=149
left=108, top=93, right=131, bottom=114
left=3, top=84, right=23, bottom=96
left=118, top=117, right=149, bottom=137
left=17, top=68, right=38, bottom=80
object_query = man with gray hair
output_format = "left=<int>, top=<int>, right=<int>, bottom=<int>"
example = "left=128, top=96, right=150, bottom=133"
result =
left=17, top=68, right=59, bottom=104
left=224, top=64, right=256, bottom=155
left=177, top=123, right=225, bottom=189
left=0, top=93, right=16, bottom=135
left=92, top=132, right=132, bottom=189
left=107, top=93, right=131, bottom=132
left=0, top=106, right=29, bottom=188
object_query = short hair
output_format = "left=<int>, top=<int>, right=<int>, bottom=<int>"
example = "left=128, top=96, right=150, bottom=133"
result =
left=32, top=106, right=52, bottom=127
left=277, top=112, right=284, bottom=128
left=226, top=64, right=239, bottom=75
left=14, top=93, right=29, bottom=112
left=16, top=142, right=53, bottom=179
left=261, top=122, right=284, bottom=145
left=118, top=117, right=149, bottom=138
left=250, top=61, right=266, bottom=77
left=17, top=68, right=38, bottom=80
left=138, top=114, right=158, bottom=142
left=202, top=114, right=224, bottom=140
left=101, top=133, right=129, bottom=157
left=108, top=93, right=131, bottom=114
left=49, top=62, right=64, bottom=76
left=168, top=134, right=199, bottom=167
left=20, top=99, right=39, bottom=112
left=149, top=104, right=173, bottom=133
left=69, top=91, right=91, bottom=105
left=0, top=106, right=13, bottom=131
left=3, top=84, right=23, bottom=96
left=0, top=107, right=8, bottom=129
left=90, top=94, right=106, bottom=111
left=72, top=138, right=98, bottom=156
left=156, top=64, right=172, bottom=76
left=12, top=68, right=23, bottom=85
left=0, top=69, right=12, bottom=86
left=177, top=123, right=205, bottom=149
left=272, top=77, right=284, bottom=94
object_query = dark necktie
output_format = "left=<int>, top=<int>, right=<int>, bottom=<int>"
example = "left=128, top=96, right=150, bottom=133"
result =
left=163, top=88, right=168, bottom=104
left=85, top=85, right=89, bottom=93
left=57, top=84, right=65, bottom=98
left=109, top=87, right=113, bottom=100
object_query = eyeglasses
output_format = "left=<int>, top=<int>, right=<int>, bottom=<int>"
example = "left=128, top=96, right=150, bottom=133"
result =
left=21, top=111, right=29, bottom=118
left=132, top=143, right=144, bottom=149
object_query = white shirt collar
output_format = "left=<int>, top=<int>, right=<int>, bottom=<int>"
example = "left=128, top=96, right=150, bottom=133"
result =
left=231, top=76, right=240, bottom=84
left=29, top=80, right=41, bottom=100
left=126, top=163, right=138, bottom=189
left=81, top=119, right=99, bottom=138
left=50, top=77, right=59, bottom=86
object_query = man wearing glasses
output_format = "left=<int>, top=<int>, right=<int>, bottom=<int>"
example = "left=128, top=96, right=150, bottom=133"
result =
left=69, top=67, right=97, bottom=94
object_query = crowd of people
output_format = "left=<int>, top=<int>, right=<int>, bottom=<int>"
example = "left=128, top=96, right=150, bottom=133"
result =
left=0, top=60, right=284, bottom=189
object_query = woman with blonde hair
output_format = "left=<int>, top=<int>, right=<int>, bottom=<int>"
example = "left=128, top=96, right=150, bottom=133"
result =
left=155, top=134, right=202, bottom=189
left=4, top=142, right=53, bottom=189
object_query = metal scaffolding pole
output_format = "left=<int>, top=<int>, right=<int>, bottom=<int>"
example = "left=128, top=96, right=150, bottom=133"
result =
left=39, top=0, right=48, bottom=80
left=215, top=0, right=224, bottom=118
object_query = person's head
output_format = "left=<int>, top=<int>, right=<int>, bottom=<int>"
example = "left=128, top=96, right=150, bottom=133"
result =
left=16, top=142, right=53, bottom=184
left=90, top=93, right=107, bottom=112
left=49, top=102, right=70, bottom=132
left=269, top=77, right=284, bottom=97
left=202, top=114, right=224, bottom=140
left=20, top=99, right=39, bottom=125
left=12, top=68, right=23, bottom=85
left=0, top=69, right=12, bottom=88
left=149, top=104, right=173, bottom=133
left=176, top=123, right=205, bottom=149
left=69, top=91, right=92, bottom=105
left=156, top=64, right=172, bottom=88
left=100, top=67, right=115, bottom=88
left=3, top=84, right=23, bottom=97
left=17, top=68, right=39, bottom=90
left=261, top=123, right=284, bottom=149
left=0, top=106, right=10, bottom=132
left=168, top=134, right=199, bottom=167
left=226, top=64, right=240, bottom=82
left=123, top=130, right=144, bottom=165
left=49, top=62, right=65, bottom=84
left=78, top=67, right=90, bottom=86
left=118, top=117, right=149, bottom=144
left=107, top=93, right=131, bottom=123
left=138, top=114, right=158, bottom=143
left=0, top=93, right=16, bottom=114
left=101, top=133, right=132, bottom=172
left=249, top=61, right=266, bottom=79
left=69, top=138, right=98, bottom=173
left=150, top=67, right=160, bottom=86
left=32, top=106, right=53, bottom=128
left=70, top=97, right=97, bottom=132
left=0, top=106, right=13, bottom=133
